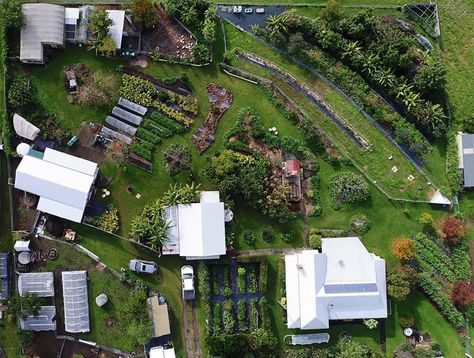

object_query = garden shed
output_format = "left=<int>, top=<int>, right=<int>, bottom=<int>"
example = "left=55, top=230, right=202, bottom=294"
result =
left=62, top=271, right=90, bottom=333
left=162, top=191, right=226, bottom=259
left=148, top=296, right=171, bottom=338
left=20, top=4, right=65, bottom=64
left=14, top=148, right=98, bottom=223
left=18, top=272, right=54, bottom=297
left=285, top=237, right=387, bottom=329
left=20, top=306, right=57, bottom=331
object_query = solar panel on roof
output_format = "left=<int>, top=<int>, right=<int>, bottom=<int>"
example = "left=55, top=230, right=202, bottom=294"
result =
left=112, top=106, right=143, bottom=126
left=324, top=283, right=378, bottom=294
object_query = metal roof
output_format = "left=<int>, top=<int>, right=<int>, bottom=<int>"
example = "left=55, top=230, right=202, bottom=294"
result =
left=20, top=306, right=57, bottom=331
left=0, top=253, right=9, bottom=299
left=461, top=134, right=474, bottom=187
left=62, top=271, right=90, bottom=333
left=18, top=272, right=54, bottom=297
left=20, top=4, right=65, bottom=63
left=148, top=296, right=171, bottom=338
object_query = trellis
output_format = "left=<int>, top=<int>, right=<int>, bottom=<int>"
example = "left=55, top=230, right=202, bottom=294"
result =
left=404, top=2, right=441, bottom=38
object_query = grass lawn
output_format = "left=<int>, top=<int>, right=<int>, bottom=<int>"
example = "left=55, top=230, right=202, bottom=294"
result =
left=29, top=45, right=121, bottom=132
left=0, top=320, right=22, bottom=358
left=224, top=23, right=437, bottom=201
left=71, top=224, right=189, bottom=357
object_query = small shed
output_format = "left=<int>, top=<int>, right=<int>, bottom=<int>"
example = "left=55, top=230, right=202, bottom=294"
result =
left=148, top=296, right=171, bottom=338
left=14, top=240, right=31, bottom=253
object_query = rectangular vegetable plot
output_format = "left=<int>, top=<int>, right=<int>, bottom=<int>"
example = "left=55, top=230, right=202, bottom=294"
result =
left=209, top=260, right=266, bottom=335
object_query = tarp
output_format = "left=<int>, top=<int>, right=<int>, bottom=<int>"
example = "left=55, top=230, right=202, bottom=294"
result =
left=13, top=114, right=40, bottom=141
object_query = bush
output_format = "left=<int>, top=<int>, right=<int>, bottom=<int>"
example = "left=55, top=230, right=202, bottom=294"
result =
left=8, top=75, right=37, bottom=110
left=451, top=282, right=474, bottom=309
left=399, top=315, right=415, bottom=328
left=94, top=205, right=119, bottom=233
left=309, top=233, right=322, bottom=250
left=131, top=0, right=157, bottom=28
left=136, top=128, right=161, bottom=145
left=243, top=230, right=256, bottom=246
left=130, top=143, right=152, bottom=161
left=237, top=300, right=248, bottom=332
left=161, top=144, right=192, bottom=176
left=387, top=268, right=411, bottom=302
left=391, top=237, right=415, bottom=260
left=363, top=319, right=378, bottom=329
left=237, top=267, right=246, bottom=294
left=350, top=214, right=370, bottom=234
left=223, top=300, right=235, bottom=333
left=438, top=216, right=465, bottom=245
left=212, top=302, right=221, bottom=333
left=261, top=230, right=274, bottom=242
left=329, top=172, right=369, bottom=207
left=281, top=233, right=294, bottom=243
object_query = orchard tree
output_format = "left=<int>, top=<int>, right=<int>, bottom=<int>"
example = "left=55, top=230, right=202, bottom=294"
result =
left=2, top=0, right=23, bottom=29
left=438, top=216, right=465, bottom=245
left=451, top=282, right=474, bottom=309
left=387, top=268, right=411, bottom=301
left=131, top=0, right=157, bottom=29
left=391, top=237, right=415, bottom=260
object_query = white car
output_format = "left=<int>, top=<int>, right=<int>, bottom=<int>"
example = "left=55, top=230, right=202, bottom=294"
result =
left=244, top=7, right=253, bottom=14
left=181, top=265, right=195, bottom=300
left=128, top=259, right=158, bottom=274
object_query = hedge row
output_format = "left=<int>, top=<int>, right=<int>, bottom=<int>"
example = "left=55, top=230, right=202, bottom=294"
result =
left=418, top=272, right=464, bottom=329
left=0, top=19, right=13, bottom=156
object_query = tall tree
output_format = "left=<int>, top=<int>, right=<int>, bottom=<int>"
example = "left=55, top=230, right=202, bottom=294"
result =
left=131, top=0, right=157, bottom=29
left=88, top=7, right=114, bottom=43
left=2, top=0, right=23, bottom=29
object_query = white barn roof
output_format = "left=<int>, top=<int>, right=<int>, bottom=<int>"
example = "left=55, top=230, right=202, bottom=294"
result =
left=62, top=271, right=90, bottom=333
left=106, top=10, right=124, bottom=49
left=20, top=4, right=65, bottom=63
left=163, top=191, right=226, bottom=259
left=13, top=114, right=40, bottom=141
left=14, top=148, right=98, bottom=223
left=18, top=272, right=54, bottom=297
left=285, top=237, right=387, bottom=330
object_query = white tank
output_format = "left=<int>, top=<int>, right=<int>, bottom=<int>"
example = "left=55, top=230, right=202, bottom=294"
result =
left=16, top=143, right=31, bottom=157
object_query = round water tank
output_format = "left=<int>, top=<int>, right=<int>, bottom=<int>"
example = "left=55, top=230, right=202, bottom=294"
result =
left=16, top=143, right=31, bottom=157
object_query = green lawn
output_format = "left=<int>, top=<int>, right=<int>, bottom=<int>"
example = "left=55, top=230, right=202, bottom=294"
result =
left=224, top=23, right=438, bottom=201
left=30, top=46, right=121, bottom=132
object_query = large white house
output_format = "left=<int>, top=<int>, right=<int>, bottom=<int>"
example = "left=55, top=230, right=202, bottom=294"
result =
left=15, top=147, right=99, bottom=223
left=162, top=191, right=226, bottom=260
left=285, top=237, right=387, bottom=330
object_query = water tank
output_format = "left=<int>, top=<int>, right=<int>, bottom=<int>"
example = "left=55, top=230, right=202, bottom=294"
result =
left=16, top=143, right=31, bottom=157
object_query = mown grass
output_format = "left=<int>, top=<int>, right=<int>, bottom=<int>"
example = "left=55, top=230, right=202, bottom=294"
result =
left=224, top=26, right=435, bottom=200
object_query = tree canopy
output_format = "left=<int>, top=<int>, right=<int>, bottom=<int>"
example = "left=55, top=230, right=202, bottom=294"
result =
left=131, top=0, right=157, bottom=29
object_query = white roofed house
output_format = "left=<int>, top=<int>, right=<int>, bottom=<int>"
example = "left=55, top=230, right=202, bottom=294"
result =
left=162, top=191, right=226, bottom=260
left=285, top=237, right=387, bottom=330
left=14, top=147, right=99, bottom=223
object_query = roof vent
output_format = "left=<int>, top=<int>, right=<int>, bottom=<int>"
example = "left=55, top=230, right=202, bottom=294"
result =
left=338, top=260, right=345, bottom=267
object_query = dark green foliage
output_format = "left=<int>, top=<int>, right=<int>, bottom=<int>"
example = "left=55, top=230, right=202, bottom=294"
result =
left=261, top=230, right=274, bottom=242
left=329, top=171, right=369, bottom=207
left=197, top=262, right=211, bottom=331
left=212, top=302, right=221, bottom=333
left=222, top=300, right=235, bottom=333
left=249, top=299, right=259, bottom=331
left=387, top=268, right=412, bottom=302
left=309, top=233, right=322, bottom=249
left=308, top=175, right=322, bottom=217
left=136, top=128, right=161, bottom=145
left=142, top=119, right=173, bottom=138
left=6, top=294, right=41, bottom=322
left=237, top=300, right=248, bottom=332
left=2, top=0, right=23, bottom=29
left=281, top=233, right=294, bottom=243
left=287, top=32, right=307, bottom=57
left=131, top=0, right=157, bottom=29
left=413, top=58, right=447, bottom=98
left=131, top=143, right=153, bottom=161
left=207, top=334, right=249, bottom=356
left=8, top=75, right=37, bottom=111
left=148, top=111, right=185, bottom=133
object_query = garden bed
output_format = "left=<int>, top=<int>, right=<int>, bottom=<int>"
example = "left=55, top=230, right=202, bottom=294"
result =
left=193, top=84, right=233, bottom=153
left=140, top=4, right=196, bottom=59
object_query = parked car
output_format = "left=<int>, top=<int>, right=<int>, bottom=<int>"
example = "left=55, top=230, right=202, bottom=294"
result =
left=244, top=7, right=253, bottom=13
left=181, top=265, right=195, bottom=300
left=128, top=259, right=158, bottom=274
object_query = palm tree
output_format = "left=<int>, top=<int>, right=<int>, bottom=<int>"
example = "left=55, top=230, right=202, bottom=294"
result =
left=341, top=41, right=362, bottom=60
left=266, top=14, right=288, bottom=36
left=362, top=53, right=379, bottom=77
left=147, top=216, right=171, bottom=250
left=373, top=68, right=396, bottom=89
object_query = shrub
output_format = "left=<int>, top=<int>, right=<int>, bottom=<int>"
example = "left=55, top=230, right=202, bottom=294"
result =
left=391, top=237, right=415, bottom=260
left=237, top=300, right=248, bottom=331
left=94, top=205, right=119, bottom=233
left=224, top=287, right=232, bottom=297
left=399, top=315, right=415, bottom=328
left=387, top=268, right=411, bottom=301
left=243, top=230, right=256, bottom=246
left=223, top=300, right=235, bottom=333
left=451, top=282, right=474, bottom=309
left=136, top=128, right=161, bottom=145
left=237, top=267, right=246, bottom=294
left=438, top=216, right=465, bottom=245
left=2, top=0, right=23, bottom=29
left=418, top=212, right=434, bottom=226
left=161, top=143, right=192, bottom=176
left=309, top=233, right=322, bottom=250
left=212, top=302, right=221, bottom=333
left=131, top=0, right=157, bottom=28
left=363, top=319, right=378, bottom=329
left=261, top=230, right=274, bottom=242
left=8, top=75, right=36, bottom=110
left=329, top=172, right=369, bottom=207
left=130, top=143, right=152, bottom=161
left=350, top=214, right=370, bottom=234
left=281, top=233, right=294, bottom=243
